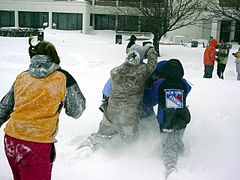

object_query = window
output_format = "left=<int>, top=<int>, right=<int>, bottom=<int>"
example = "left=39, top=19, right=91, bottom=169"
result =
left=0, top=11, right=14, bottom=27
left=220, top=20, right=231, bottom=42
left=52, top=13, right=82, bottom=30
left=95, top=14, right=115, bottom=30
left=19, top=12, right=48, bottom=28
left=118, top=15, right=138, bottom=31
left=235, top=21, right=240, bottom=42
left=95, top=0, right=117, bottom=6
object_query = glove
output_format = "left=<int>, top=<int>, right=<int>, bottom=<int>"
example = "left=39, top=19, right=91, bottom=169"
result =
left=102, top=94, right=109, bottom=102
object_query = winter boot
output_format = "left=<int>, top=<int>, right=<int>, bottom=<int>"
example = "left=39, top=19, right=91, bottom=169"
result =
left=165, top=166, right=177, bottom=180
left=177, top=141, right=185, bottom=156
left=166, top=169, right=178, bottom=180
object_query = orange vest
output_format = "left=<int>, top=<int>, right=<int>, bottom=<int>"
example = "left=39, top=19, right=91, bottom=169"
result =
left=4, top=71, right=66, bottom=143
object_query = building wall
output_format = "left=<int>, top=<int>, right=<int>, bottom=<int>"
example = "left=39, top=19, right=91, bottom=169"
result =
left=0, top=0, right=90, bottom=33
left=0, top=0, right=238, bottom=42
left=166, top=24, right=204, bottom=43
left=202, top=19, right=213, bottom=40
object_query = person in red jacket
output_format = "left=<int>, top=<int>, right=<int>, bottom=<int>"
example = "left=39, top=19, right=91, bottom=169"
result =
left=203, top=38, right=218, bottom=78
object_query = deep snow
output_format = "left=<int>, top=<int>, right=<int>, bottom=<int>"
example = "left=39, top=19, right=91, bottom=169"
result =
left=0, top=29, right=240, bottom=180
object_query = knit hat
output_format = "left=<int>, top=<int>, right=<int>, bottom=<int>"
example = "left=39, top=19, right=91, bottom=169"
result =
left=159, top=59, right=184, bottom=79
left=28, top=37, right=60, bottom=64
left=130, top=35, right=137, bottom=41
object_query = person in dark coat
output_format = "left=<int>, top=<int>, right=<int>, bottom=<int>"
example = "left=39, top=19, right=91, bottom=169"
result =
left=151, top=59, right=191, bottom=178
left=126, top=35, right=137, bottom=53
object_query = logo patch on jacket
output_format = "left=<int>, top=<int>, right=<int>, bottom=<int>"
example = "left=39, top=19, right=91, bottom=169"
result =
left=164, top=89, right=183, bottom=108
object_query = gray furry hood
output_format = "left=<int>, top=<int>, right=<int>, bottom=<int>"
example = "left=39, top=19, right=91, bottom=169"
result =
left=29, top=55, right=61, bottom=78
left=129, top=44, right=150, bottom=62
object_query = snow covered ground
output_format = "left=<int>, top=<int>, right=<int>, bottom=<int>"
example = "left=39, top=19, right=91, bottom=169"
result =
left=0, top=29, right=240, bottom=180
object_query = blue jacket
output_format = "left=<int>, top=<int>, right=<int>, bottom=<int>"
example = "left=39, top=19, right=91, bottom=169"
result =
left=152, top=59, right=192, bottom=130
left=102, top=78, right=112, bottom=98
left=151, top=78, right=191, bottom=125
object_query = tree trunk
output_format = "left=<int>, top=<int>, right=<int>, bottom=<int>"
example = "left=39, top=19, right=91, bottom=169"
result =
left=153, top=34, right=161, bottom=57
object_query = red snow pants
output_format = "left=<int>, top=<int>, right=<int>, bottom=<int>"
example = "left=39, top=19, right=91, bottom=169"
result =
left=4, top=134, right=55, bottom=180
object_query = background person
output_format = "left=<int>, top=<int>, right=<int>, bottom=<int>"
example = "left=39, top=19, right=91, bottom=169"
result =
left=216, top=40, right=230, bottom=79
left=126, top=35, right=137, bottom=54
left=232, top=45, right=240, bottom=80
left=203, top=39, right=218, bottom=78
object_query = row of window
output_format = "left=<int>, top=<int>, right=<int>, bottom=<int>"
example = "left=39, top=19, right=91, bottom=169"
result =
left=0, top=10, right=239, bottom=42
left=0, top=10, right=154, bottom=32
left=220, top=20, right=240, bottom=43
left=94, top=14, right=159, bottom=32
left=0, top=11, right=82, bottom=30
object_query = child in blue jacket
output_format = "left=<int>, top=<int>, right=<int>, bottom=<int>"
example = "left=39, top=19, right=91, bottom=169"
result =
left=151, top=59, right=191, bottom=178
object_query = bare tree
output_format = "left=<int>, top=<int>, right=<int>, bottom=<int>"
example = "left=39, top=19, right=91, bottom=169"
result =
left=116, top=0, right=209, bottom=56
left=208, top=0, right=240, bottom=23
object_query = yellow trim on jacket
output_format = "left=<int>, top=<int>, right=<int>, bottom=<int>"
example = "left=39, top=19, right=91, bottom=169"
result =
left=4, top=71, right=66, bottom=143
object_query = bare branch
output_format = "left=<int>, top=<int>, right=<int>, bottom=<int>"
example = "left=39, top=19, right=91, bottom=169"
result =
left=208, top=0, right=240, bottom=23
left=115, top=0, right=209, bottom=56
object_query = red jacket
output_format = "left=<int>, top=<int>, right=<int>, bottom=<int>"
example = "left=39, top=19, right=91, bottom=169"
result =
left=204, top=39, right=218, bottom=65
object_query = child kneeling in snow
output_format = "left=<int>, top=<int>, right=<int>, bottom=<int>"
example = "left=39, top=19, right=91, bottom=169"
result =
left=152, top=59, right=191, bottom=178
left=79, top=44, right=157, bottom=150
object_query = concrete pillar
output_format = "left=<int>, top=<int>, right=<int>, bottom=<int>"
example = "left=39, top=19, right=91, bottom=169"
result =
left=91, top=14, right=95, bottom=30
left=216, top=20, right=221, bottom=40
left=230, top=21, right=236, bottom=42
left=115, top=15, right=118, bottom=31
left=49, top=12, right=52, bottom=29
left=82, top=4, right=90, bottom=34
left=211, top=19, right=218, bottom=39
left=14, top=10, right=18, bottom=27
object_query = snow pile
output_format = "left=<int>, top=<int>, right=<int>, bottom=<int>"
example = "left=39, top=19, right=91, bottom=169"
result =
left=0, top=29, right=239, bottom=180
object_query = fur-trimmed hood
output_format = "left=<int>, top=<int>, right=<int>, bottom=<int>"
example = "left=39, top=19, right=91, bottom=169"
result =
left=29, top=55, right=61, bottom=78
